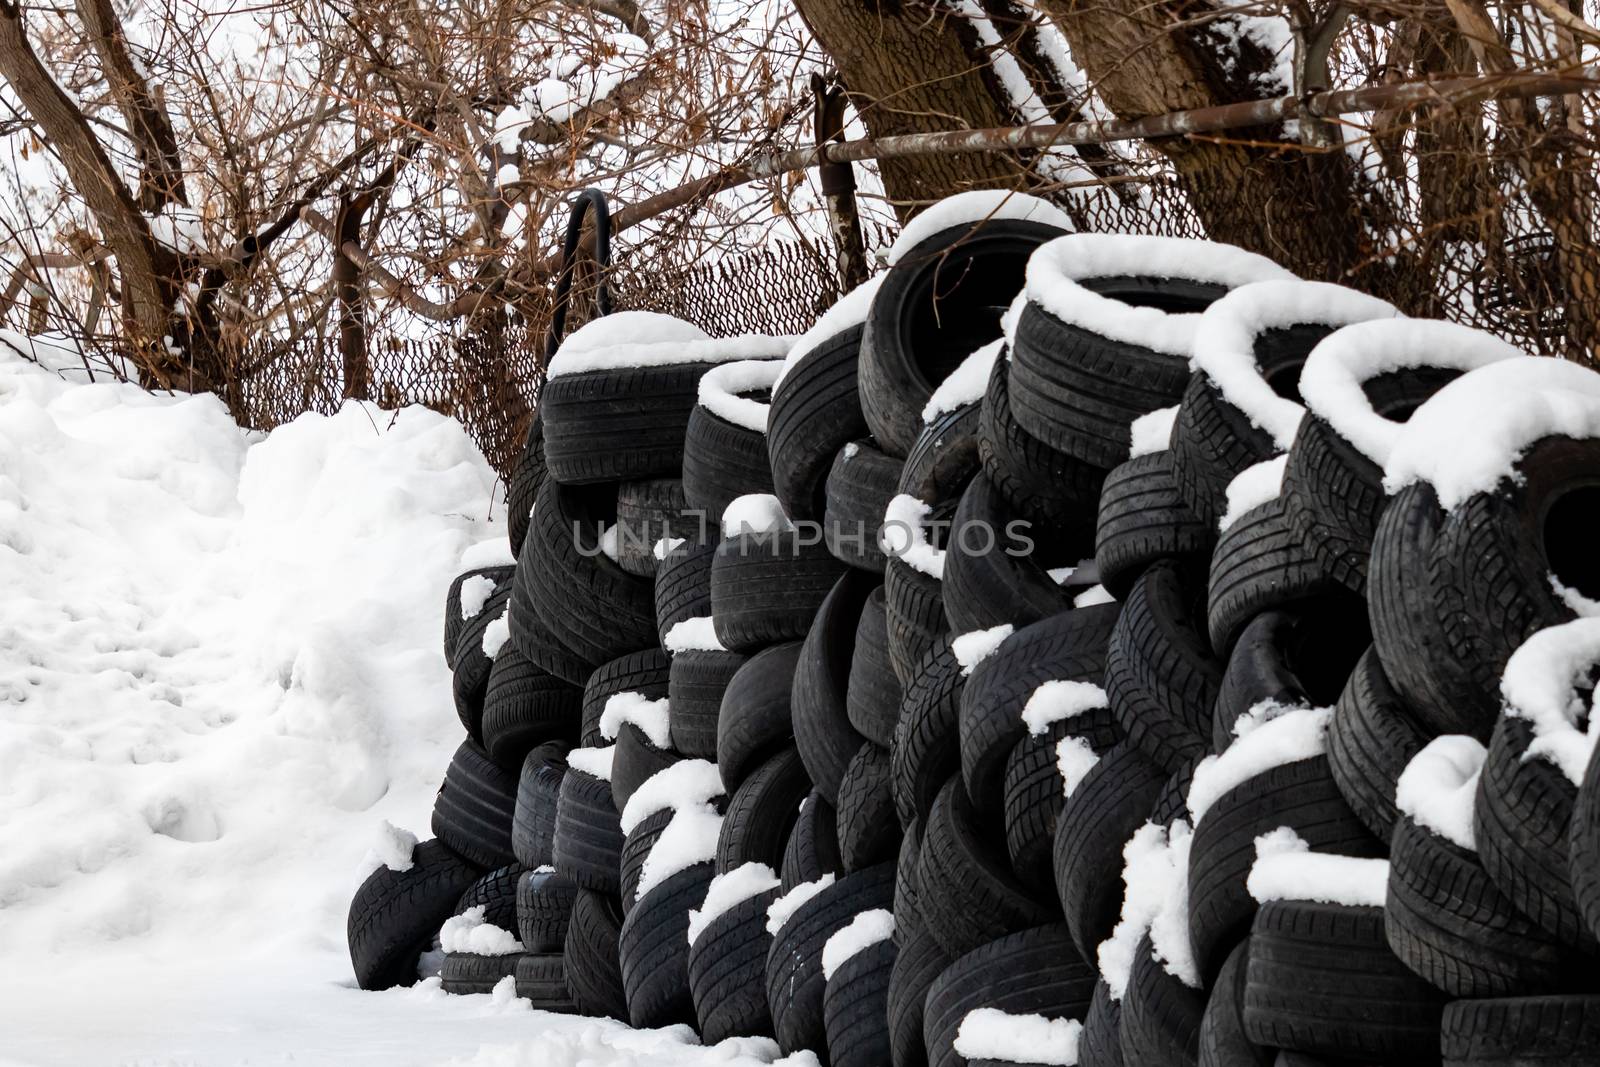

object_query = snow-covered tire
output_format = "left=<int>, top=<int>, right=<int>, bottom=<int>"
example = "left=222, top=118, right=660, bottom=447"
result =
left=1118, top=935, right=1205, bottom=1067
left=688, top=882, right=781, bottom=1042
left=654, top=537, right=716, bottom=642
left=769, top=325, right=870, bottom=522
left=765, top=861, right=896, bottom=1057
left=860, top=220, right=1062, bottom=458
left=1199, top=940, right=1272, bottom=1067
left=888, top=920, right=954, bottom=1067
left=514, top=951, right=579, bottom=1011
left=667, top=649, right=748, bottom=760
left=836, top=742, right=899, bottom=871
left=482, top=649, right=582, bottom=766
left=1106, top=560, right=1223, bottom=774
left=884, top=556, right=948, bottom=686
left=1211, top=606, right=1367, bottom=752
left=891, top=637, right=966, bottom=828
left=846, top=585, right=902, bottom=748
left=516, top=866, right=576, bottom=952
left=783, top=792, right=842, bottom=890
left=619, top=808, right=673, bottom=913
left=1094, top=452, right=1212, bottom=600
left=512, top=741, right=569, bottom=867
left=451, top=579, right=513, bottom=739
left=508, top=586, right=595, bottom=688
left=1439, top=994, right=1600, bottom=1065
left=347, top=838, right=483, bottom=990
left=618, top=861, right=714, bottom=1028
left=1244, top=900, right=1445, bottom=1062
left=1325, top=648, right=1430, bottom=842
left=581, top=649, right=670, bottom=748
left=717, top=745, right=810, bottom=873
left=453, top=862, right=526, bottom=933
left=433, top=740, right=520, bottom=870
left=897, top=403, right=982, bottom=516
left=1004, top=719, right=1117, bottom=895
left=717, top=644, right=802, bottom=792
left=552, top=764, right=624, bottom=894
left=1187, top=757, right=1379, bottom=983
left=540, top=362, right=713, bottom=484
left=683, top=398, right=776, bottom=522
left=941, top=474, right=1081, bottom=633
left=1386, top=813, right=1569, bottom=998
left=958, top=603, right=1119, bottom=813
left=922, top=924, right=1097, bottom=1067
left=615, top=478, right=699, bottom=577
left=440, top=951, right=523, bottom=994
left=825, top=441, right=900, bottom=572
left=506, top=414, right=544, bottom=558
left=978, top=349, right=1106, bottom=550
left=916, top=778, right=1051, bottom=959
left=712, top=532, right=847, bottom=653
left=824, top=938, right=898, bottom=1067
left=445, top=565, right=515, bottom=671
left=794, top=571, right=874, bottom=802
left=609, top=722, right=681, bottom=815
left=564, top=887, right=628, bottom=1019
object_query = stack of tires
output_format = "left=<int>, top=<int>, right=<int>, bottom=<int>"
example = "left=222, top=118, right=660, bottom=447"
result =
left=348, top=190, right=1600, bottom=1066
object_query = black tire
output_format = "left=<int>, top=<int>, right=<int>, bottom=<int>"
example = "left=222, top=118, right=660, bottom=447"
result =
left=552, top=764, right=624, bottom=894
left=564, top=887, right=628, bottom=1019
left=884, top=556, right=948, bottom=686
left=512, top=741, right=570, bottom=867
left=433, top=740, right=521, bottom=870
left=440, top=951, right=523, bottom=994
left=668, top=648, right=749, bottom=760
left=783, top=792, right=843, bottom=890
left=1106, top=560, right=1223, bottom=774
left=978, top=349, right=1106, bottom=550
left=688, top=881, right=782, bottom=1042
left=1008, top=270, right=1230, bottom=468
left=825, top=441, right=901, bottom=572
left=847, top=586, right=902, bottom=748
left=766, top=862, right=896, bottom=1058
left=1475, top=715, right=1595, bottom=951
left=1326, top=647, right=1431, bottom=842
left=507, top=580, right=595, bottom=688
left=506, top=414, right=544, bottom=558
left=1211, top=605, right=1369, bottom=751
left=897, top=403, right=983, bottom=516
left=1188, top=757, right=1380, bottom=984
left=825, top=937, right=898, bottom=1067
left=522, top=478, right=656, bottom=667
left=890, top=637, right=966, bottom=829
left=1199, top=940, right=1272, bottom=1067
left=1207, top=496, right=1365, bottom=656
left=454, top=862, right=526, bottom=933
left=1440, top=994, right=1600, bottom=1065
left=451, top=580, right=513, bottom=740
left=615, top=478, right=700, bottom=577
left=445, top=566, right=516, bottom=671
left=718, top=745, right=811, bottom=873
left=683, top=390, right=777, bottom=522
left=958, top=603, right=1120, bottom=813
left=860, top=220, right=1064, bottom=457
left=718, top=644, right=803, bottom=791
left=922, top=923, right=1097, bottom=1067
left=580, top=648, right=670, bottom=748
left=794, top=571, right=874, bottom=802
left=712, top=532, right=848, bottom=653
left=1055, top=743, right=1167, bottom=961
left=941, top=474, right=1084, bottom=633
left=654, top=537, right=716, bottom=643
left=619, top=807, right=674, bottom=912
left=347, top=838, right=482, bottom=990
left=514, top=951, right=579, bottom=1012
left=916, top=778, right=1052, bottom=960
left=888, top=920, right=954, bottom=1067
left=1387, top=813, right=1570, bottom=998
left=770, top=324, right=871, bottom=522
left=1005, top=719, right=1117, bottom=895
left=837, top=742, right=900, bottom=871
left=1573, top=742, right=1600, bottom=945
left=1244, top=899, right=1445, bottom=1063
left=516, top=866, right=576, bottom=952
left=1094, top=451, right=1213, bottom=601
left=1282, top=366, right=1463, bottom=597
left=1080, top=979, right=1125, bottom=1067
left=618, top=860, right=715, bottom=1028
left=609, top=722, right=681, bottom=815
left=1118, top=934, right=1206, bottom=1067
left=482, top=649, right=583, bottom=766
left=895, top=815, right=924, bottom=924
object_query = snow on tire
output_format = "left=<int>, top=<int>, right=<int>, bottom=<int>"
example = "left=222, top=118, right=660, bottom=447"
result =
left=618, top=860, right=716, bottom=1028
left=347, top=838, right=483, bottom=991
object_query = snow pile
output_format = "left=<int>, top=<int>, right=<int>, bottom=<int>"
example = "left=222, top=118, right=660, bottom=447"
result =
left=548, top=311, right=787, bottom=379
left=1395, top=736, right=1485, bottom=851
left=1385, top=355, right=1600, bottom=508
left=599, top=691, right=672, bottom=749
left=521, top=36, right=650, bottom=124
left=724, top=493, right=797, bottom=538
left=881, top=494, right=945, bottom=578
left=1098, top=821, right=1187, bottom=999
left=766, top=874, right=836, bottom=935
left=482, top=612, right=511, bottom=659
left=687, top=862, right=781, bottom=946
left=923, top=340, right=1002, bottom=423
left=636, top=807, right=722, bottom=900
left=1499, top=618, right=1600, bottom=786
left=1298, top=319, right=1522, bottom=470
left=953, top=1008, right=1082, bottom=1066
left=1191, top=281, right=1401, bottom=450
left=699, top=359, right=786, bottom=433
left=888, top=190, right=1073, bottom=264
left=440, top=906, right=525, bottom=956
left=775, top=274, right=884, bottom=389
left=459, top=574, right=497, bottom=619
left=1145, top=821, right=1199, bottom=987
left=1023, top=679, right=1109, bottom=735
left=820, top=908, right=895, bottom=980
left=1056, top=736, right=1101, bottom=799
left=566, top=745, right=617, bottom=782
left=1188, top=706, right=1332, bottom=824
left=663, top=615, right=728, bottom=653
left=1217, top=456, right=1287, bottom=532
left=1025, top=235, right=1295, bottom=356
left=1128, top=406, right=1178, bottom=457
left=953, top=624, right=1015, bottom=675
left=1246, top=828, right=1388, bottom=907
left=620, top=759, right=725, bottom=836
left=358, top=821, right=421, bottom=880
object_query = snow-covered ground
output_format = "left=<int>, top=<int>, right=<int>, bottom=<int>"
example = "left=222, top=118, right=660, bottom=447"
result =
left=0, top=351, right=811, bottom=1067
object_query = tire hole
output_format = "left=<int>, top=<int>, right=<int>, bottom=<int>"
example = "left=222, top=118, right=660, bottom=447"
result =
left=1544, top=483, right=1600, bottom=603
